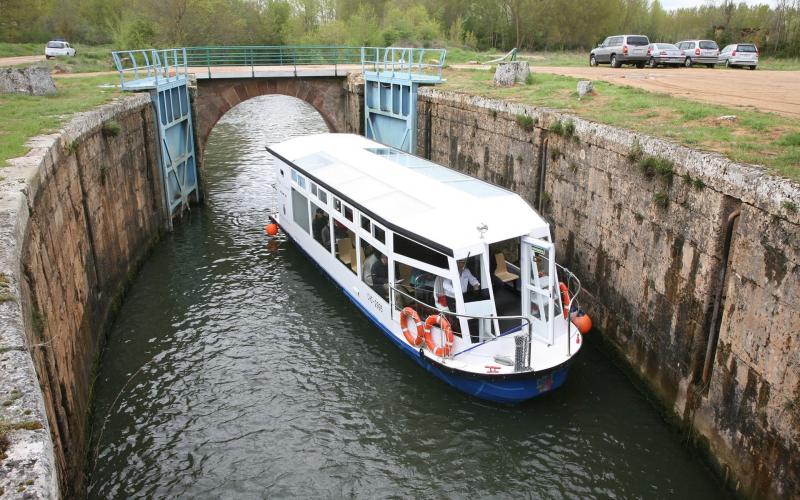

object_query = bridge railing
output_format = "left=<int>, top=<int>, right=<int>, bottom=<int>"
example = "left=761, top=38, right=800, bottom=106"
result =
left=112, top=45, right=446, bottom=87
left=111, top=48, right=189, bottom=90
left=184, top=45, right=368, bottom=78
left=361, top=47, right=445, bottom=82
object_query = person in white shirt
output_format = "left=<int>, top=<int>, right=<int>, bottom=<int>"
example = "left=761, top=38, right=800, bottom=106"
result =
left=434, top=260, right=480, bottom=310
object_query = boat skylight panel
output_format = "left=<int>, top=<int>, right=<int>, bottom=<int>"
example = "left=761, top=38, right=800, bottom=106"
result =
left=295, top=152, right=337, bottom=172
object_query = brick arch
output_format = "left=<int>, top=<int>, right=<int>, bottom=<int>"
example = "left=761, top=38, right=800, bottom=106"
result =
left=193, top=76, right=359, bottom=162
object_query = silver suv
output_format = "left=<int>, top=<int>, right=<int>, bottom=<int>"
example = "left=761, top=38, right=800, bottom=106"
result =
left=590, top=35, right=650, bottom=68
left=675, top=40, right=719, bottom=67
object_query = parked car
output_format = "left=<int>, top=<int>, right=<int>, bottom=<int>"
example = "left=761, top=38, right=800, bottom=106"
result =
left=675, top=40, right=719, bottom=67
left=45, top=40, right=76, bottom=59
left=718, top=43, right=759, bottom=70
left=646, top=43, right=684, bottom=68
left=590, top=35, right=650, bottom=68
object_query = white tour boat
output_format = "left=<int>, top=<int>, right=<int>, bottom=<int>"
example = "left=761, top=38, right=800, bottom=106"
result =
left=267, top=133, right=585, bottom=403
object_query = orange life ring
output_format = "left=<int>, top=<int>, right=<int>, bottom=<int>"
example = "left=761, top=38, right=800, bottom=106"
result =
left=400, top=307, right=424, bottom=346
left=559, top=282, right=570, bottom=318
left=423, top=314, right=454, bottom=357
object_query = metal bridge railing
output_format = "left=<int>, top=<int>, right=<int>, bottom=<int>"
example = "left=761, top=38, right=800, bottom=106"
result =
left=112, top=48, right=189, bottom=90
left=361, top=46, right=446, bottom=82
left=112, top=45, right=447, bottom=87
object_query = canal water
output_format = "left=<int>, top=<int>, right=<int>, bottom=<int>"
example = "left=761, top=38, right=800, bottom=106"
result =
left=88, top=96, right=725, bottom=498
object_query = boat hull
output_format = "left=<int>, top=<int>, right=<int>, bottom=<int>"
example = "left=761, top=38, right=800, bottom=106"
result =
left=284, top=232, right=572, bottom=404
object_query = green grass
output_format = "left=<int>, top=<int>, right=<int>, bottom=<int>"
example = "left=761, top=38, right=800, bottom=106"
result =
left=0, top=75, right=120, bottom=165
left=442, top=68, right=800, bottom=181
left=519, top=51, right=587, bottom=67
left=757, top=57, right=800, bottom=71
left=0, top=43, right=43, bottom=57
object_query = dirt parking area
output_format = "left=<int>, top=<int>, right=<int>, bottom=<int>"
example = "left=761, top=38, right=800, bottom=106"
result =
left=534, top=66, right=800, bottom=118
left=0, top=55, right=45, bottom=67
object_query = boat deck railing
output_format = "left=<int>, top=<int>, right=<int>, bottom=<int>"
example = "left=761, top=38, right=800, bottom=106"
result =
left=389, top=285, right=534, bottom=369
left=390, top=262, right=583, bottom=365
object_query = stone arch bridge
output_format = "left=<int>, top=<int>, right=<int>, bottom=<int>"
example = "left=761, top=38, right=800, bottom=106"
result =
left=193, top=74, right=363, bottom=164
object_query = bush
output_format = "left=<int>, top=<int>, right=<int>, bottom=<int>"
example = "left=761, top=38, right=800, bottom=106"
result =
left=653, top=191, right=669, bottom=208
left=550, top=120, right=564, bottom=136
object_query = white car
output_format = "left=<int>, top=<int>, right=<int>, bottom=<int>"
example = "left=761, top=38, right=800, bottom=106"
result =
left=45, top=41, right=76, bottom=59
left=719, top=43, right=758, bottom=70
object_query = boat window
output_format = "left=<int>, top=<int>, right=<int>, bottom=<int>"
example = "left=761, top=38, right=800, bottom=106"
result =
left=291, top=169, right=306, bottom=189
left=318, top=189, right=328, bottom=205
left=361, top=241, right=388, bottom=301
left=344, top=206, right=354, bottom=222
left=291, top=188, right=310, bottom=234
left=373, top=225, right=385, bottom=244
left=311, top=202, right=331, bottom=253
left=333, top=198, right=342, bottom=213
left=311, top=182, right=318, bottom=197
left=393, top=262, right=462, bottom=337
left=361, top=215, right=371, bottom=233
left=334, top=221, right=357, bottom=275
left=393, top=234, right=448, bottom=269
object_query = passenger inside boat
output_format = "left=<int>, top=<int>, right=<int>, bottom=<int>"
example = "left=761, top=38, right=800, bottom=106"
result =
left=310, top=205, right=331, bottom=253
left=361, top=243, right=389, bottom=300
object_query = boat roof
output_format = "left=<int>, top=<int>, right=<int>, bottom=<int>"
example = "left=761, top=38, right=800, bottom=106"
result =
left=268, top=134, right=550, bottom=255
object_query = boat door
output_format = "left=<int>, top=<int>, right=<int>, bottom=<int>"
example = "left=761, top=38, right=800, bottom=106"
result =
left=521, top=236, right=555, bottom=345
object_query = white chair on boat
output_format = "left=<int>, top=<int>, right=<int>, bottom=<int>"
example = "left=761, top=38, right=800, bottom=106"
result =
left=494, top=252, right=519, bottom=284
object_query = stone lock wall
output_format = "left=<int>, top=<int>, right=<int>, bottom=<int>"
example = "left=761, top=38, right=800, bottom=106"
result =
left=0, top=94, right=167, bottom=498
left=417, top=88, right=799, bottom=499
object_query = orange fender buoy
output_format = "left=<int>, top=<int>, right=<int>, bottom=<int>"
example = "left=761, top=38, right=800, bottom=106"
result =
left=400, top=307, right=424, bottom=346
left=423, top=314, right=455, bottom=357
left=265, top=222, right=279, bottom=236
left=572, top=311, right=592, bottom=334
left=559, top=282, right=570, bottom=318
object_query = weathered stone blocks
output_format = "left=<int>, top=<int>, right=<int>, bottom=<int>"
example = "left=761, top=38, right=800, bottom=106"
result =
left=0, top=67, right=56, bottom=96
left=416, top=87, right=800, bottom=499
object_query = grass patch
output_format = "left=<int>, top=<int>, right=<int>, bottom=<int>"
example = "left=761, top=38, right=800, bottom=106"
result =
left=627, top=139, right=644, bottom=164
left=638, top=156, right=674, bottom=183
left=0, top=75, right=120, bottom=166
left=101, top=120, right=121, bottom=137
left=550, top=119, right=564, bottom=136
left=783, top=201, right=798, bottom=214
left=653, top=191, right=670, bottom=208
left=515, top=114, right=536, bottom=132
left=442, top=68, right=800, bottom=182
left=563, top=119, right=576, bottom=139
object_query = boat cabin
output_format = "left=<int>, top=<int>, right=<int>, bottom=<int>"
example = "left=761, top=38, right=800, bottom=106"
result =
left=269, top=134, right=567, bottom=350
